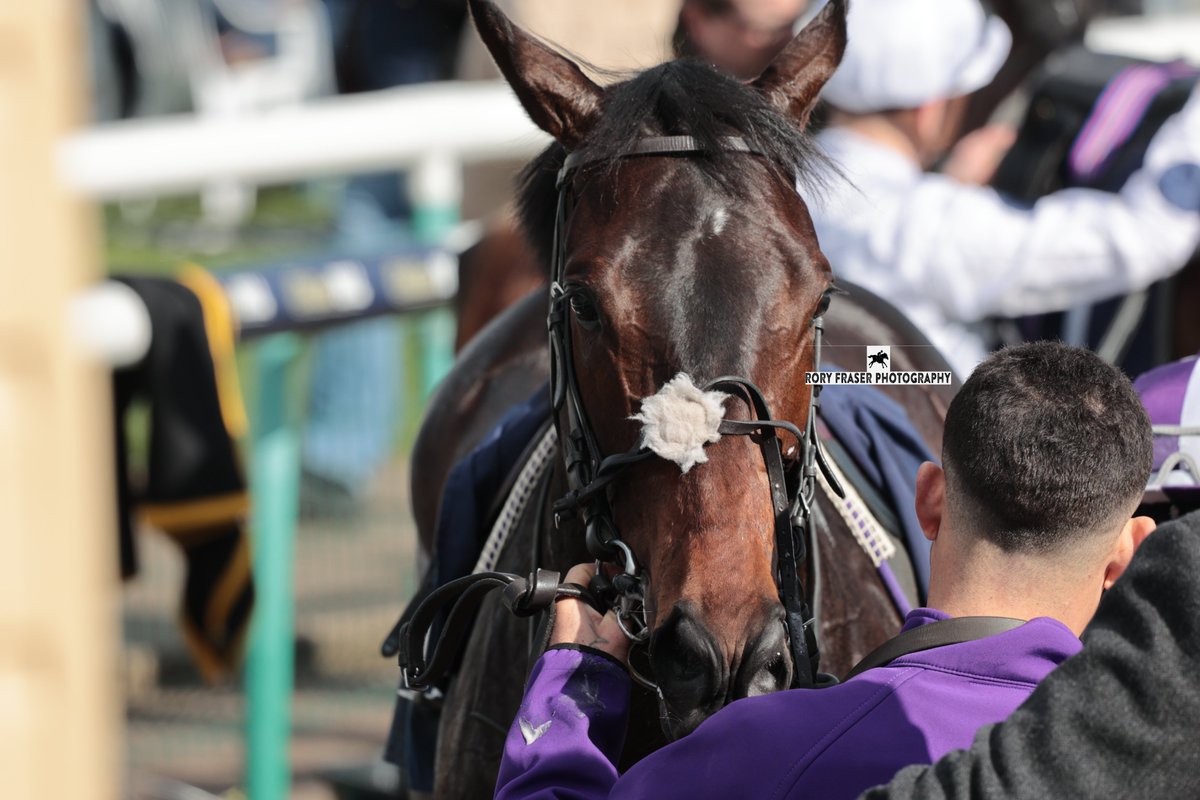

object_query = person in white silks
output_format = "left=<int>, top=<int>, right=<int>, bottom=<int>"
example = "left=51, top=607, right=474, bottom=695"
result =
left=808, top=0, right=1200, bottom=377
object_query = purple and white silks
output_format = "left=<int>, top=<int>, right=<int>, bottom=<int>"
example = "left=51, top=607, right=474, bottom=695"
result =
left=1070, top=61, right=1200, bottom=184
left=1135, top=355, right=1200, bottom=488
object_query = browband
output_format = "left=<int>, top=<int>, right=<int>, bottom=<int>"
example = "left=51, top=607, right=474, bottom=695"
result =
left=558, top=135, right=764, bottom=187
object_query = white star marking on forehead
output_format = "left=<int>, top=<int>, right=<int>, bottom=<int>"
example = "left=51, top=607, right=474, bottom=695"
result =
left=707, top=206, right=729, bottom=236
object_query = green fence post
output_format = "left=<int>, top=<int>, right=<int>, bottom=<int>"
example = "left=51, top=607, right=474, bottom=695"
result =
left=411, top=152, right=460, bottom=398
left=245, top=334, right=302, bottom=800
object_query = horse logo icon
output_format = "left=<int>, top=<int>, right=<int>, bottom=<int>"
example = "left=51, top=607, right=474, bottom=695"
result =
left=866, top=346, right=891, bottom=373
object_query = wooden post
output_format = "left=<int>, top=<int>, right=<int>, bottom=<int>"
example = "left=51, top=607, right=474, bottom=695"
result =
left=0, top=3, right=118, bottom=800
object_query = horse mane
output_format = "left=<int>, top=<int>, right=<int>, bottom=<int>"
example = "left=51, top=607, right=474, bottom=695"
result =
left=515, top=58, right=837, bottom=269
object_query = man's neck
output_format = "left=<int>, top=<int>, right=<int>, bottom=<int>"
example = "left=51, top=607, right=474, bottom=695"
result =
left=828, top=112, right=922, bottom=165
left=926, top=544, right=1099, bottom=638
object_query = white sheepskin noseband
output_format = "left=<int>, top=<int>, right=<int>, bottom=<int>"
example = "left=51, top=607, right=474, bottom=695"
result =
left=631, top=373, right=729, bottom=473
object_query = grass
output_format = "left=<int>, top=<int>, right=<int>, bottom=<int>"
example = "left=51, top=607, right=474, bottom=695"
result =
left=104, top=183, right=340, bottom=276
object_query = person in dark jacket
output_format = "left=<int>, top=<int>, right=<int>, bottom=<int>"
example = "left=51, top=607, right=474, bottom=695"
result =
left=494, top=343, right=1161, bottom=799
left=865, top=506, right=1200, bottom=799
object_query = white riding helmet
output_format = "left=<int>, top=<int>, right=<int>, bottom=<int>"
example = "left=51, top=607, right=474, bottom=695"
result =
left=820, top=0, right=1012, bottom=114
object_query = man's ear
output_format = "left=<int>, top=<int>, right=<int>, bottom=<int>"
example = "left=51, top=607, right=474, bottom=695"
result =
left=915, top=461, right=945, bottom=543
left=469, top=0, right=603, bottom=148
left=1103, top=515, right=1156, bottom=590
left=751, top=0, right=848, bottom=130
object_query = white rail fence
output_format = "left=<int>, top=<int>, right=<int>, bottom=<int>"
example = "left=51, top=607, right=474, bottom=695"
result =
left=60, top=79, right=549, bottom=200
left=63, top=79, right=547, bottom=365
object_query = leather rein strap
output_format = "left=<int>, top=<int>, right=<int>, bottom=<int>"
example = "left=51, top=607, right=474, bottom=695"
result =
left=393, top=567, right=594, bottom=694
left=844, top=617, right=1026, bottom=681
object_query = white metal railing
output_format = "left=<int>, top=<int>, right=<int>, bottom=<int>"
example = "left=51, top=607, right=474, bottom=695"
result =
left=60, top=80, right=549, bottom=201
left=63, top=79, right=549, bottom=365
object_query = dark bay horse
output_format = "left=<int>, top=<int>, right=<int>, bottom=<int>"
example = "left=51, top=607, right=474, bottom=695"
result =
left=408, top=1, right=952, bottom=795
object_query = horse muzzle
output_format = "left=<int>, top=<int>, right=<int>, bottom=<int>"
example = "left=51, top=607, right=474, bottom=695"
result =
left=649, top=600, right=793, bottom=739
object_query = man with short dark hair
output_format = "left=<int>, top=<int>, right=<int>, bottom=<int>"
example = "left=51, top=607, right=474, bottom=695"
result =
left=922, top=343, right=1156, bottom=636
left=494, top=342, right=1157, bottom=800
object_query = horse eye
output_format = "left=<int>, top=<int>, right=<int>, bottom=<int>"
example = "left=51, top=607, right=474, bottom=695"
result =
left=815, top=291, right=833, bottom=317
left=570, top=293, right=602, bottom=329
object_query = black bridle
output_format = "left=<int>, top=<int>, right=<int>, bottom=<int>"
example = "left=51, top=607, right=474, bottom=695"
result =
left=389, top=135, right=843, bottom=697
left=547, top=135, right=842, bottom=690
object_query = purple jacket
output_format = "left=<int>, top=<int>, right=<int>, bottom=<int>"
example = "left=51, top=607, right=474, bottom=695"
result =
left=495, top=609, right=1081, bottom=800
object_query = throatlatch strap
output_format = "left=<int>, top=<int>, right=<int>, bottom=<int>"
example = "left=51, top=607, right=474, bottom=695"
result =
left=844, top=616, right=1025, bottom=680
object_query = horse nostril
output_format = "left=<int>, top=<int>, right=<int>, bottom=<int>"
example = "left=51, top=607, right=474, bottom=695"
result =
left=650, top=606, right=725, bottom=717
left=671, top=647, right=708, bottom=683
left=736, top=620, right=793, bottom=699
left=764, top=650, right=790, bottom=690
left=767, top=649, right=787, bottom=678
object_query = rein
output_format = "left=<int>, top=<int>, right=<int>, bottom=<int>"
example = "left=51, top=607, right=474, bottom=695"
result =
left=390, top=135, right=844, bottom=700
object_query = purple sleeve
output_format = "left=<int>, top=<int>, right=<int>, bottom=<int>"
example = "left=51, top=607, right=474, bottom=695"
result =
left=494, top=645, right=632, bottom=800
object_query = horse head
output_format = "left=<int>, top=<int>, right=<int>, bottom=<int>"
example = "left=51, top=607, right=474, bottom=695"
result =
left=470, top=0, right=847, bottom=738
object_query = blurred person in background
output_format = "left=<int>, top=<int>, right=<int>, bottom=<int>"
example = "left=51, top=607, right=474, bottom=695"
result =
left=88, top=0, right=138, bottom=121
left=299, top=0, right=469, bottom=512
left=963, top=0, right=1147, bottom=134
left=811, top=0, right=1200, bottom=377
left=674, top=0, right=813, bottom=78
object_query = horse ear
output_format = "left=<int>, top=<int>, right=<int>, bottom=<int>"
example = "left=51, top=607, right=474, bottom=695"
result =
left=751, top=0, right=848, bottom=129
left=469, top=0, right=603, bottom=148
